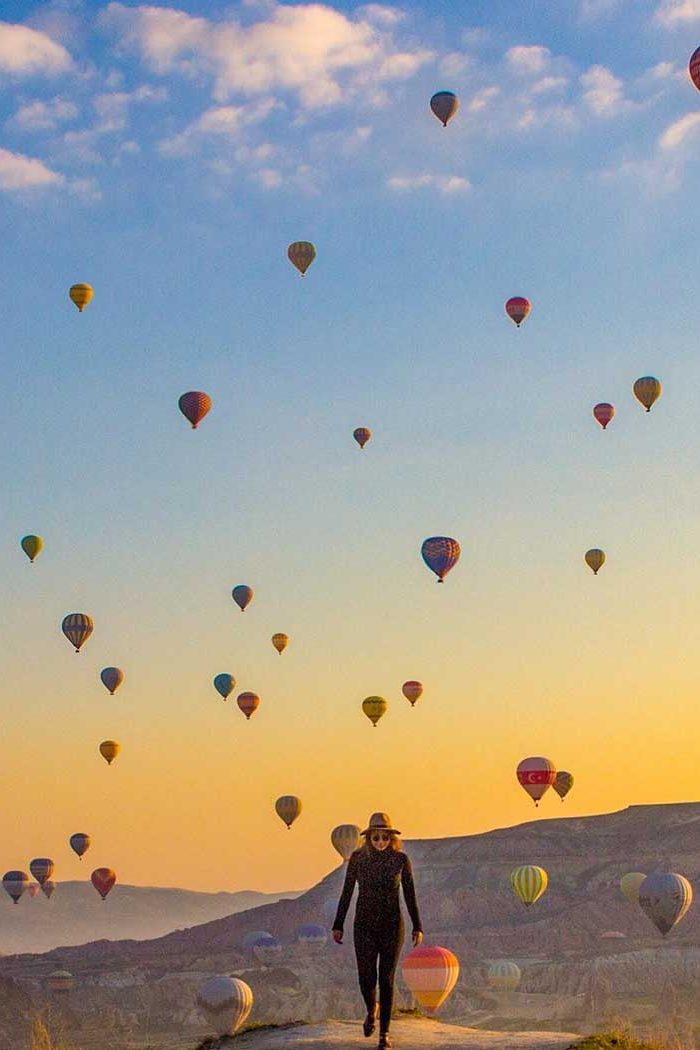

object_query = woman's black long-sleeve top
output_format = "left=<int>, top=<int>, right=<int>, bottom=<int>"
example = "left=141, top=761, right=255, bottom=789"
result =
left=332, top=848, right=422, bottom=934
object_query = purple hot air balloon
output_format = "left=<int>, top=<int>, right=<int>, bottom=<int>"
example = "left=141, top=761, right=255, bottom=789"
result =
left=421, top=537, right=461, bottom=582
left=100, top=667, right=124, bottom=695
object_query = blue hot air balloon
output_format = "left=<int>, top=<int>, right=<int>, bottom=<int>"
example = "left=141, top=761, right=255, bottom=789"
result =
left=213, top=673, right=236, bottom=700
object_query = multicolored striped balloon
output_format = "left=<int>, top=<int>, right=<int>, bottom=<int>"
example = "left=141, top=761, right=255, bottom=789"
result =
left=271, top=633, right=289, bottom=655
left=178, top=391, right=211, bottom=429
left=402, top=945, right=460, bottom=1013
left=633, top=376, right=662, bottom=412
left=100, top=667, right=124, bottom=695
left=362, top=696, right=388, bottom=727
left=689, top=46, right=700, bottom=91
left=620, top=872, right=646, bottom=905
left=421, top=537, right=461, bottom=582
left=402, top=681, right=423, bottom=707
left=429, top=92, right=460, bottom=127
left=197, top=976, right=253, bottom=1035
left=3, top=870, right=30, bottom=904
left=297, top=923, right=328, bottom=951
left=510, top=865, right=548, bottom=907
left=275, top=795, right=302, bottom=829
left=593, top=403, right=615, bottom=430
left=553, top=770, right=574, bottom=801
left=353, top=427, right=371, bottom=449
left=29, top=858, right=54, bottom=886
left=237, top=691, right=260, bottom=720
left=331, top=824, right=361, bottom=862
left=69, top=832, right=91, bottom=859
left=288, top=241, right=316, bottom=276
left=487, top=960, right=521, bottom=990
left=505, top=297, right=531, bottom=327
left=516, top=757, right=556, bottom=805
left=47, top=971, right=75, bottom=994
left=91, top=867, right=116, bottom=901
left=20, top=535, right=43, bottom=563
left=62, top=613, right=94, bottom=653
left=69, top=283, right=93, bottom=312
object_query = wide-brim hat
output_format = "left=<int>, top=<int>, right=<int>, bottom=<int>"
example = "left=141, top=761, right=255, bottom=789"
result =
left=361, top=812, right=401, bottom=836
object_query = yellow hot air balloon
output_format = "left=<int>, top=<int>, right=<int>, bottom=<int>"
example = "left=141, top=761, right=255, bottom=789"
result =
left=69, top=283, right=94, bottom=312
left=271, top=633, right=289, bottom=655
left=99, top=740, right=120, bottom=766
left=510, top=865, right=548, bottom=907
left=275, top=795, right=302, bottom=829
left=633, top=376, right=662, bottom=412
left=585, top=548, right=605, bottom=575
left=20, top=535, right=43, bottom=563
left=331, top=824, right=361, bottom=862
left=362, top=696, right=388, bottom=727
left=620, top=872, right=646, bottom=906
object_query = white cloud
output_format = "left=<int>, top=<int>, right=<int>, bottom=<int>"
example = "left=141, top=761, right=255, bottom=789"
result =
left=0, top=147, right=64, bottom=189
left=356, top=5, right=404, bottom=26
left=531, top=75, right=569, bottom=95
left=93, top=84, right=167, bottom=132
left=257, top=167, right=283, bottom=188
left=468, top=86, right=500, bottom=112
left=101, top=2, right=432, bottom=109
left=0, top=21, right=72, bottom=76
left=10, top=97, right=78, bottom=130
left=580, top=64, right=628, bottom=115
left=386, top=173, right=470, bottom=194
left=159, top=100, right=276, bottom=156
left=659, top=110, right=700, bottom=148
left=655, top=0, right=700, bottom=24
left=506, top=45, right=551, bottom=75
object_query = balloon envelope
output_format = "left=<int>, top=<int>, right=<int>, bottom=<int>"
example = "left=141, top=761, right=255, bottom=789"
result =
left=691, top=46, right=700, bottom=91
left=214, top=673, right=236, bottom=700
left=297, top=923, right=327, bottom=950
left=21, top=535, right=43, bottom=563
left=42, top=880, right=56, bottom=900
left=99, top=740, right=120, bottom=765
left=47, top=971, right=75, bottom=993
left=402, top=945, right=460, bottom=1013
left=62, top=613, right=93, bottom=653
left=593, top=403, right=615, bottom=429
left=505, top=297, right=531, bottom=327
left=362, top=696, right=388, bottom=726
left=510, top=865, right=548, bottom=907
left=197, top=976, right=253, bottom=1035
left=275, top=795, right=302, bottom=828
left=487, top=961, right=521, bottom=990
left=353, top=427, right=371, bottom=449
left=91, top=867, right=116, bottom=900
left=100, top=667, right=124, bottom=695
left=69, top=283, right=93, bottom=312
left=3, top=871, right=30, bottom=904
left=516, top=757, right=556, bottom=805
left=620, top=872, right=646, bottom=906
left=232, top=584, right=254, bottom=612
left=331, top=824, right=361, bottom=861
left=585, top=549, right=605, bottom=575
left=178, top=391, right=211, bottom=429
left=253, top=935, right=283, bottom=964
left=633, top=376, right=662, bottom=412
left=272, top=633, right=289, bottom=655
left=553, top=771, right=574, bottom=801
left=638, top=872, right=692, bottom=936
left=421, top=537, right=460, bottom=582
left=288, top=241, right=316, bottom=275
left=429, top=91, right=459, bottom=126
left=237, top=691, right=260, bottom=719
left=29, top=858, right=54, bottom=886
left=69, top=833, right=91, bottom=858
left=243, top=929, right=271, bottom=953
left=402, top=681, right=423, bottom=706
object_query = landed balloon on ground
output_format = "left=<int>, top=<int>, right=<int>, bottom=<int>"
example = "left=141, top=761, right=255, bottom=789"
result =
left=91, top=867, right=116, bottom=901
left=553, top=771, right=574, bottom=801
left=237, top=691, right=260, bottom=719
left=487, top=960, right=521, bottom=990
left=429, top=91, right=459, bottom=127
left=271, top=633, right=289, bottom=655
left=100, top=667, right=124, bottom=695
left=69, top=833, right=91, bottom=859
left=243, top=929, right=272, bottom=953
left=510, top=865, right=548, bottom=907
left=276, top=795, right=302, bottom=829
left=421, top=537, right=460, bottom=582
left=402, top=945, right=460, bottom=1013
left=47, top=971, right=75, bottom=994
left=331, top=824, right=361, bottom=861
left=297, top=923, right=327, bottom=951
left=620, top=872, right=646, bottom=906
left=516, top=757, right=556, bottom=806
left=232, top=584, right=254, bottom=612
left=20, top=535, right=43, bottom=563
left=353, top=427, right=371, bottom=449
left=3, top=871, right=31, bottom=904
left=178, top=391, right=211, bottom=429
left=362, top=696, right=388, bottom=726
left=638, top=872, right=692, bottom=936
left=99, top=740, right=120, bottom=765
left=633, top=376, right=662, bottom=412
left=214, top=673, right=236, bottom=700
left=593, top=403, right=615, bottom=430
left=69, top=283, right=93, bottom=312
left=288, top=241, right=316, bottom=276
left=585, top=549, right=605, bottom=575
left=197, top=976, right=253, bottom=1036
left=62, top=613, right=93, bottom=653
left=505, top=297, right=531, bottom=327
left=253, top=935, right=283, bottom=965
left=402, top=681, right=423, bottom=707
left=30, top=858, right=54, bottom=886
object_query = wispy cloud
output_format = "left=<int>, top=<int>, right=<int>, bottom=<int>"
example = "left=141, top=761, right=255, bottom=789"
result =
left=93, top=84, right=167, bottom=132
left=658, top=110, right=700, bottom=148
left=655, top=0, right=700, bottom=24
left=580, top=65, right=629, bottom=115
left=0, top=147, right=64, bottom=190
left=158, top=99, right=276, bottom=156
left=506, top=45, right=551, bottom=75
left=386, top=173, right=471, bottom=194
left=0, top=21, right=72, bottom=76
left=9, top=97, right=78, bottom=131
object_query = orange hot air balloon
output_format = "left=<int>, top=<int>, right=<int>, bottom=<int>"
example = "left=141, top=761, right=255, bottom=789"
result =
left=690, top=47, right=700, bottom=91
left=633, top=377, right=662, bottom=412
left=505, top=297, right=531, bottom=327
left=593, top=403, right=615, bottom=430
left=178, top=391, right=211, bottom=429
left=516, top=756, right=556, bottom=806
left=91, top=867, right=116, bottom=901
left=271, top=633, right=289, bottom=655
left=402, top=681, right=423, bottom=707
left=237, top=692, right=260, bottom=720
left=402, top=945, right=460, bottom=1013
left=99, top=740, right=120, bottom=765
left=353, top=427, right=371, bottom=449
left=69, top=283, right=93, bottom=312
left=288, top=241, right=316, bottom=276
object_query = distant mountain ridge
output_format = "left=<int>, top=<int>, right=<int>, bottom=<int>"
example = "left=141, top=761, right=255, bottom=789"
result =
left=0, top=883, right=301, bottom=956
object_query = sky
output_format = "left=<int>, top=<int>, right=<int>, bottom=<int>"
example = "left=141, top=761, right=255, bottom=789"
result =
left=1, top=0, right=700, bottom=897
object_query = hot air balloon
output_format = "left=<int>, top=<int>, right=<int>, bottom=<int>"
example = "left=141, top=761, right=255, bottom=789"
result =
left=402, top=945, right=460, bottom=1013
left=99, top=740, right=120, bottom=765
left=197, top=976, right=253, bottom=1036
left=271, top=633, right=289, bottom=655
left=585, top=548, right=605, bottom=575
left=331, top=824, right=361, bottom=862
left=362, top=696, right=388, bottom=727
left=620, top=872, right=646, bottom=906
left=20, top=535, right=43, bottom=563
left=3, top=871, right=30, bottom=904
left=47, top=971, right=75, bottom=994
left=62, top=613, right=93, bottom=653
left=553, top=771, right=574, bottom=801
left=253, top=935, right=283, bottom=965
left=276, top=795, right=302, bottom=829
left=232, top=584, right=254, bottom=612
left=297, top=923, right=328, bottom=951
left=214, top=673, right=236, bottom=700
left=638, top=872, right=692, bottom=936
left=288, top=241, right=316, bottom=276
left=421, top=537, right=460, bottom=582
left=26, top=882, right=40, bottom=898
left=505, top=297, right=531, bottom=327
left=402, top=681, right=423, bottom=707
left=429, top=92, right=460, bottom=127
left=91, top=867, right=116, bottom=901
left=516, top=757, right=556, bottom=806
left=42, top=880, right=56, bottom=900
left=29, top=858, right=54, bottom=887
left=100, top=667, right=124, bottom=695
left=593, top=403, right=615, bottom=430
left=690, top=47, right=700, bottom=91
left=633, top=377, right=662, bottom=412
left=510, top=865, right=548, bottom=907
left=353, top=427, right=371, bottom=449
left=243, top=930, right=271, bottom=955
left=487, top=961, right=521, bottom=991
left=237, top=691, right=260, bottom=720
left=69, top=283, right=93, bottom=312
left=69, top=833, right=90, bottom=859
left=178, top=391, right=212, bottom=429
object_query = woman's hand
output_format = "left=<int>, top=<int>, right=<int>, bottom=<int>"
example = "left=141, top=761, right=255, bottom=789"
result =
left=332, top=929, right=343, bottom=944
left=412, top=931, right=423, bottom=947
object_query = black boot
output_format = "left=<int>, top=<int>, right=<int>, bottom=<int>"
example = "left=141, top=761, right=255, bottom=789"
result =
left=363, top=1003, right=378, bottom=1037
left=378, top=1032, right=392, bottom=1049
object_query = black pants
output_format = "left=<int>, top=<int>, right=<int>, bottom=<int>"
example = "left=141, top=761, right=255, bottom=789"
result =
left=353, top=918, right=404, bottom=1033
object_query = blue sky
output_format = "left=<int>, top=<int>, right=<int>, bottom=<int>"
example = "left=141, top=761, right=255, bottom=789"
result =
left=2, top=0, right=700, bottom=890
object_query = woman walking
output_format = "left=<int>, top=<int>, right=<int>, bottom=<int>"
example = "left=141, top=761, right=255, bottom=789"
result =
left=332, top=813, right=423, bottom=1049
